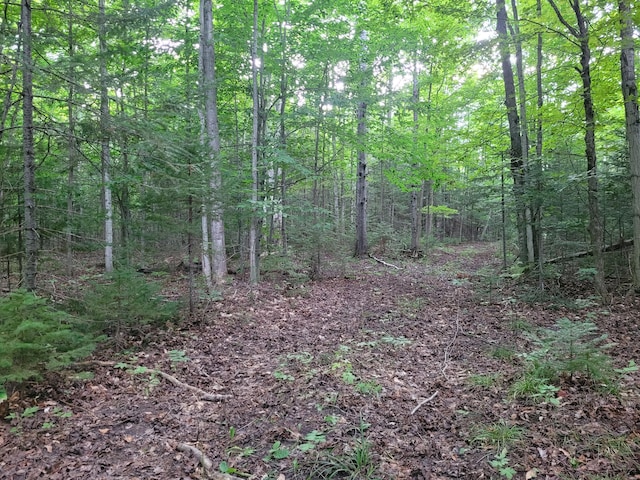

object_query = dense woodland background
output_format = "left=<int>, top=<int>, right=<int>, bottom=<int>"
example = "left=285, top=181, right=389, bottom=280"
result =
left=1, top=0, right=639, bottom=296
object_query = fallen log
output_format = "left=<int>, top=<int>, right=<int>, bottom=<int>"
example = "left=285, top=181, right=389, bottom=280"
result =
left=546, top=239, right=633, bottom=264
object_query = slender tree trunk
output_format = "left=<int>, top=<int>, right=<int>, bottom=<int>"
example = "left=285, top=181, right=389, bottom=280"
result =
left=275, top=0, right=289, bottom=254
left=311, top=111, right=321, bottom=278
left=98, top=0, right=113, bottom=273
left=619, top=0, right=640, bottom=292
left=249, top=0, right=260, bottom=284
left=497, top=0, right=528, bottom=264
left=21, top=0, right=37, bottom=290
left=66, top=1, right=77, bottom=275
left=535, top=0, right=545, bottom=288
left=354, top=29, right=369, bottom=258
left=547, top=0, right=607, bottom=299
left=410, top=57, right=421, bottom=256
left=199, top=0, right=227, bottom=286
left=510, top=0, right=535, bottom=263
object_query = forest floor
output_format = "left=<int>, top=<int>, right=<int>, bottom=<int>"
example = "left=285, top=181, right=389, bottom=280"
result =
left=1, top=242, right=639, bottom=480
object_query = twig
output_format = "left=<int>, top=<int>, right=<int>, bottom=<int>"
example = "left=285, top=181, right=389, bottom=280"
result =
left=441, top=308, right=461, bottom=380
left=368, top=254, right=401, bottom=269
left=411, top=390, right=439, bottom=415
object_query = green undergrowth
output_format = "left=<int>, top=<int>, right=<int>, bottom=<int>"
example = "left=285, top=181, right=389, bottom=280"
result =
left=0, top=290, right=98, bottom=387
left=70, top=268, right=181, bottom=339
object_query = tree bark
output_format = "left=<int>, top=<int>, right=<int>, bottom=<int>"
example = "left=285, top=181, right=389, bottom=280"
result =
left=619, top=0, right=640, bottom=292
left=199, top=0, right=227, bottom=286
left=99, top=0, right=113, bottom=273
left=21, top=0, right=37, bottom=290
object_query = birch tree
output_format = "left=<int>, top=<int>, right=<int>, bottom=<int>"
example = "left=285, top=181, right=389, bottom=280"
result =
left=98, top=0, right=113, bottom=273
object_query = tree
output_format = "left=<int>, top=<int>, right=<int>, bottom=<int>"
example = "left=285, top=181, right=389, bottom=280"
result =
left=21, top=0, right=36, bottom=291
left=619, top=0, right=640, bottom=292
left=249, top=0, right=260, bottom=284
left=509, top=0, right=536, bottom=265
left=98, top=0, right=114, bottom=273
left=199, top=0, right=227, bottom=287
left=547, top=0, right=607, bottom=300
left=355, top=27, right=369, bottom=258
left=496, top=0, right=529, bottom=265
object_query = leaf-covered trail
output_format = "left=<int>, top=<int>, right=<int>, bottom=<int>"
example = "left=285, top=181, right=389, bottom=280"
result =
left=1, top=243, right=639, bottom=479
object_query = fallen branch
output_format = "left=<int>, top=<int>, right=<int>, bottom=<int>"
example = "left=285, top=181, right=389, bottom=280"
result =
left=368, top=254, right=401, bottom=270
left=176, top=442, right=214, bottom=472
left=154, top=370, right=231, bottom=401
left=75, top=360, right=230, bottom=401
left=411, top=390, right=439, bottom=415
left=176, top=443, right=245, bottom=480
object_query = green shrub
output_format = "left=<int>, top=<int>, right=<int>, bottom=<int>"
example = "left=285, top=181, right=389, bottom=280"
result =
left=80, top=269, right=180, bottom=338
left=0, top=290, right=96, bottom=386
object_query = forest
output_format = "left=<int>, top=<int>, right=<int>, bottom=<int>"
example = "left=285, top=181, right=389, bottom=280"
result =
left=1, top=0, right=639, bottom=479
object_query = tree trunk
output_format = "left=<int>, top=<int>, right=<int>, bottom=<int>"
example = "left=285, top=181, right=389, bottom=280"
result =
left=21, top=0, right=37, bottom=290
left=249, top=0, right=260, bottom=284
left=354, top=29, right=369, bottom=258
left=199, top=0, right=227, bottom=286
left=410, top=58, right=421, bottom=256
left=509, top=0, right=535, bottom=264
left=547, top=0, right=607, bottom=299
left=99, top=0, right=113, bottom=273
left=496, top=0, right=527, bottom=264
left=66, top=1, right=76, bottom=276
left=619, top=0, right=640, bottom=292
left=535, top=0, right=545, bottom=288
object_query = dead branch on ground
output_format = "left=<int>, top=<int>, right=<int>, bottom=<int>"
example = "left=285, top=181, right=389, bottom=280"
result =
left=75, top=360, right=230, bottom=401
left=176, top=443, right=245, bottom=479
left=410, top=390, right=439, bottom=415
left=154, top=370, right=230, bottom=401
left=368, top=254, right=401, bottom=269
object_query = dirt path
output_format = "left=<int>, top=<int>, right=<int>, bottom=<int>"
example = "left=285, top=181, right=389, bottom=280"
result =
left=1, top=243, right=639, bottom=479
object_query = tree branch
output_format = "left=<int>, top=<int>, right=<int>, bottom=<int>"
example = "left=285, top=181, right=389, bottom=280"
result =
left=546, top=0, right=579, bottom=38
